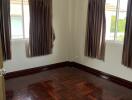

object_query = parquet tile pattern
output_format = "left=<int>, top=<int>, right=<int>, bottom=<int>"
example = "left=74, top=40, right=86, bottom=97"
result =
left=6, top=67, right=132, bottom=100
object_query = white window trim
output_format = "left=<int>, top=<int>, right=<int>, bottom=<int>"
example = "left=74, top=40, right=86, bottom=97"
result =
left=106, top=0, right=127, bottom=43
left=11, top=0, right=28, bottom=40
left=22, top=0, right=26, bottom=39
left=114, top=0, right=120, bottom=40
left=106, top=40, right=123, bottom=45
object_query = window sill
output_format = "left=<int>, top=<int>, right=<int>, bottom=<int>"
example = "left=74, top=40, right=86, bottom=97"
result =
left=106, top=40, right=123, bottom=45
left=11, top=38, right=29, bottom=43
left=11, top=38, right=28, bottom=42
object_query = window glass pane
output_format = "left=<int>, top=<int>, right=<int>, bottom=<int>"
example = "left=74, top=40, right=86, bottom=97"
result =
left=10, top=0, right=23, bottom=39
left=23, top=0, right=30, bottom=39
left=11, top=16, right=23, bottom=39
left=116, top=0, right=128, bottom=41
left=10, top=0, right=22, bottom=16
left=105, top=0, right=117, bottom=40
left=116, top=12, right=127, bottom=41
left=119, top=0, right=128, bottom=11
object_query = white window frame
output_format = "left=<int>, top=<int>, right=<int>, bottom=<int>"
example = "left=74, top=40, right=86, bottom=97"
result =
left=114, top=0, right=120, bottom=41
left=106, top=0, right=127, bottom=44
left=10, top=0, right=28, bottom=41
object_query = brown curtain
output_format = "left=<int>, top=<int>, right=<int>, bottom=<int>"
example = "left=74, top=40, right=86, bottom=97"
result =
left=122, top=0, right=132, bottom=68
left=0, top=0, right=11, bottom=60
left=85, top=0, right=106, bottom=60
left=27, top=0, right=55, bottom=57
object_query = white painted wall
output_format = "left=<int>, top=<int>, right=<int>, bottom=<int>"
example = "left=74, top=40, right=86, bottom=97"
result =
left=71, top=0, right=132, bottom=82
left=4, top=0, right=71, bottom=73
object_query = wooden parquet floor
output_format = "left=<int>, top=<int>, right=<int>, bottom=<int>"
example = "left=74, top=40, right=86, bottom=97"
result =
left=6, top=67, right=132, bottom=100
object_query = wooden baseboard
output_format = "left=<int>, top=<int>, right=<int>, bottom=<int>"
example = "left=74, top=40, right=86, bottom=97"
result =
left=5, top=61, right=70, bottom=80
left=69, top=62, right=132, bottom=89
left=5, top=61, right=132, bottom=90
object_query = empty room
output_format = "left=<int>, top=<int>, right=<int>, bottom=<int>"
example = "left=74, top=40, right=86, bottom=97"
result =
left=0, top=0, right=132, bottom=100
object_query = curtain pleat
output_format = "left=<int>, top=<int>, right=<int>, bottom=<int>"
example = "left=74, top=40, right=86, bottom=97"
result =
left=0, top=0, right=11, bottom=60
left=28, top=0, right=55, bottom=57
left=85, top=0, right=106, bottom=60
left=122, top=0, right=132, bottom=68
left=0, top=40, right=3, bottom=68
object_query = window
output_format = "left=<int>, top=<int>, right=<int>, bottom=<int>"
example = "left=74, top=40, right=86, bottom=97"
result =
left=105, top=0, right=128, bottom=41
left=10, top=0, right=29, bottom=39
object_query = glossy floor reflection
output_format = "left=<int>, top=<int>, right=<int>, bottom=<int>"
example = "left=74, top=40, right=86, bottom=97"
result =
left=6, top=67, right=132, bottom=100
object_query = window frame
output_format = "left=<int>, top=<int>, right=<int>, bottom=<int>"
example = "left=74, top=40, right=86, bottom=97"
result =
left=114, top=0, right=120, bottom=41
left=106, top=0, right=127, bottom=43
left=10, top=0, right=28, bottom=40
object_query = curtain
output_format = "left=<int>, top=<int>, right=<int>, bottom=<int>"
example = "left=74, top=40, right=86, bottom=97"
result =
left=0, top=39, right=3, bottom=68
left=0, top=0, right=11, bottom=60
left=28, top=0, right=55, bottom=57
left=122, top=0, right=132, bottom=68
left=85, top=0, right=106, bottom=60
